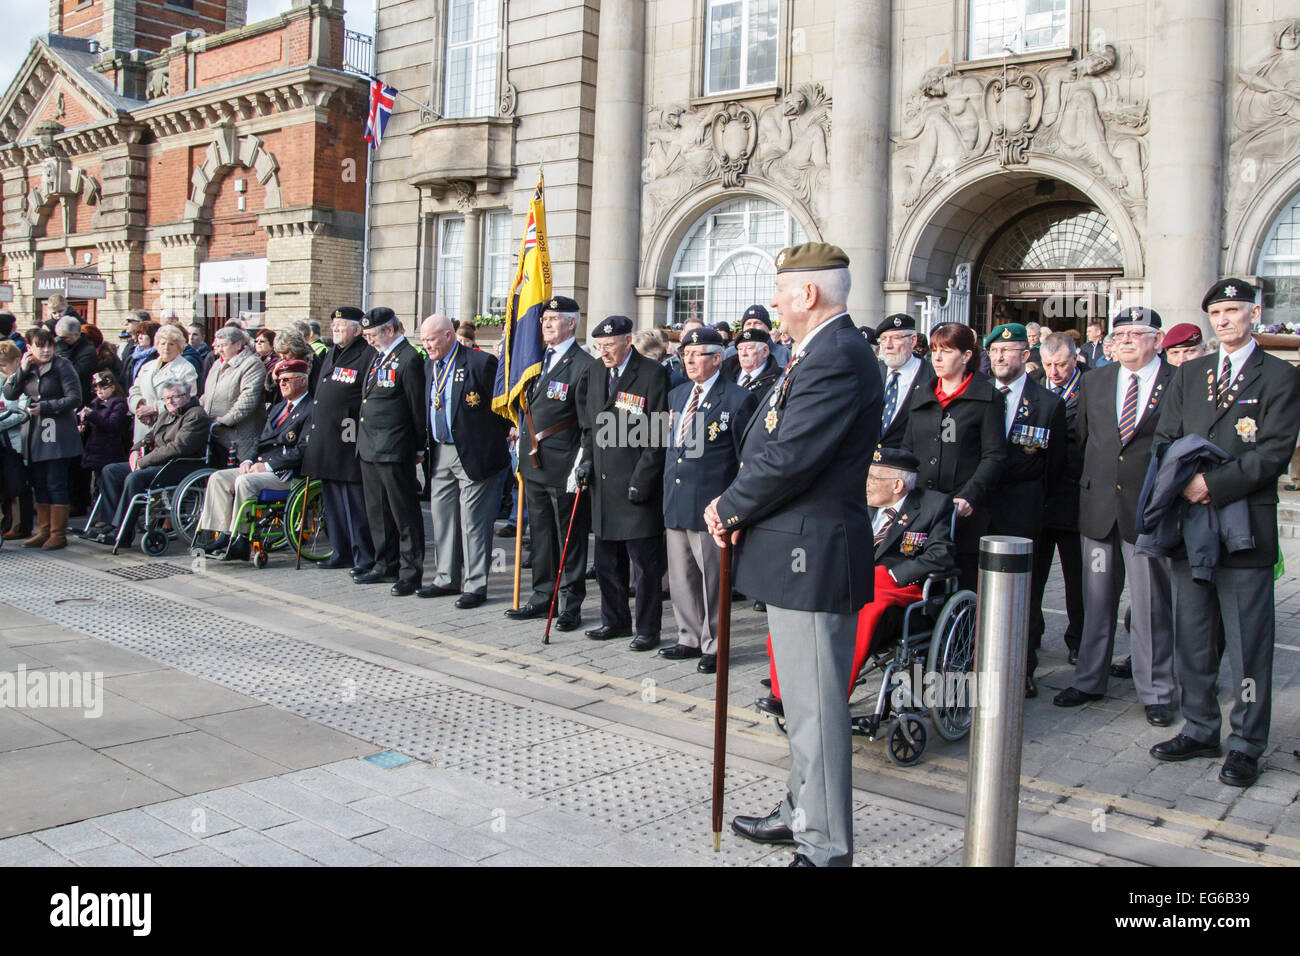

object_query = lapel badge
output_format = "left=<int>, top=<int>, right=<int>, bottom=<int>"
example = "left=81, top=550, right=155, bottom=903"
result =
left=1235, top=416, right=1257, bottom=442
left=765, top=409, right=779, bottom=433
left=707, top=421, right=720, bottom=442
left=465, top=391, right=480, bottom=407
left=286, top=430, right=295, bottom=442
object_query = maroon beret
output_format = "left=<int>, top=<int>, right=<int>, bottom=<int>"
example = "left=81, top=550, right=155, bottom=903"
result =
left=1161, top=323, right=1203, bottom=350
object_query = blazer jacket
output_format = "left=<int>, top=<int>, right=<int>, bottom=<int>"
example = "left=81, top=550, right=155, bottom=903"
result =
left=662, top=376, right=757, bottom=532
left=425, top=344, right=510, bottom=483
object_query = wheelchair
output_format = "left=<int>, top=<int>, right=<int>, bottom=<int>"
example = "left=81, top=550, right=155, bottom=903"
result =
left=762, top=509, right=978, bottom=768
left=83, top=456, right=216, bottom=557
left=188, top=475, right=332, bottom=569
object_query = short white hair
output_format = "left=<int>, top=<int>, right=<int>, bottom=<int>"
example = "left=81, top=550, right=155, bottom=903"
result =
left=55, top=316, right=81, bottom=337
left=803, top=267, right=851, bottom=308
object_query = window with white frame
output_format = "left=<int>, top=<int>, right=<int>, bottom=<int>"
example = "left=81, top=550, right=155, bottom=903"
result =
left=669, top=197, right=807, bottom=327
left=1259, top=192, right=1300, bottom=324
left=481, top=210, right=513, bottom=319
left=436, top=217, right=464, bottom=319
left=704, top=0, right=779, bottom=96
left=969, top=0, right=1069, bottom=61
left=444, top=0, right=500, bottom=119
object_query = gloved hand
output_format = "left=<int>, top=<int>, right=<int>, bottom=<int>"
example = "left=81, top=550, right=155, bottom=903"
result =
left=575, top=461, right=592, bottom=489
left=627, top=486, right=647, bottom=505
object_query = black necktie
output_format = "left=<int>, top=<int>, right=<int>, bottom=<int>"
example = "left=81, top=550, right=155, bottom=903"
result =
left=607, top=367, right=618, bottom=400
left=541, top=347, right=554, bottom=377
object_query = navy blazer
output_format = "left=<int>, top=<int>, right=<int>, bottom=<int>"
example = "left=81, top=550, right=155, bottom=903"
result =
left=426, top=345, right=511, bottom=483
left=253, top=395, right=313, bottom=477
left=662, top=376, right=757, bottom=532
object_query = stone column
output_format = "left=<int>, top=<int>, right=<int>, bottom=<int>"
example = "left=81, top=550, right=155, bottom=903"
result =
left=828, top=0, right=890, bottom=325
left=459, top=206, right=483, bottom=324
left=1145, top=0, right=1225, bottom=330
left=587, top=0, right=645, bottom=329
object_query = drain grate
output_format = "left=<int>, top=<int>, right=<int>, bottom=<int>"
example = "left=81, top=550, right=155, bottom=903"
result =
left=103, top=562, right=194, bottom=581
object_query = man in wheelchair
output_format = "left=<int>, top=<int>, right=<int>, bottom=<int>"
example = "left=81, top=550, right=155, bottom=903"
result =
left=758, top=447, right=956, bottom=714
left=92, top=379, right=212, bottom=547
left=197, top=359, right=313, bottom=561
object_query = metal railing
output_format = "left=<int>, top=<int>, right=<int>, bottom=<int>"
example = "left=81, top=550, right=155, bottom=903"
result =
left=344, top=29, right=374, bottom=78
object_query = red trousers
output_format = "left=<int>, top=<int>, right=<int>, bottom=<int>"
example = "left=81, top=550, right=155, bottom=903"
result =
left=768, top=565, right=924, bottom=700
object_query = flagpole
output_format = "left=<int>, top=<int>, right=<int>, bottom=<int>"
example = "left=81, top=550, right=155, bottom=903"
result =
left=361, top=143, right=373, bottom=308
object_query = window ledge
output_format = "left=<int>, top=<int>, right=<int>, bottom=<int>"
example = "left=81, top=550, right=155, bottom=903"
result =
left=690, top=85, right=781, bottom=109
left=954, top=47, right=1075, bottom=72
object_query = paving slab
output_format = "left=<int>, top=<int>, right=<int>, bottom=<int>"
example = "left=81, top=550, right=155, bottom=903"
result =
left=100, top=731, right=289, bottom=795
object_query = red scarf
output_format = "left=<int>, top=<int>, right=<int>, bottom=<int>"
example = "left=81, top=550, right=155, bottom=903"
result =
left=934, top=373, right=973, bottom=409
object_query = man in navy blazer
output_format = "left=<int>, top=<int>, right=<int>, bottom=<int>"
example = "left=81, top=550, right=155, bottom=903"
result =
left=659, top=326, right=757, bottom=673
left=416, top=315, right=510, bottom=607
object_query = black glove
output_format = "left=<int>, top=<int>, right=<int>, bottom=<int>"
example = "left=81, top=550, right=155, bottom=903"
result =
left=627, top=486, right=647, bottom=505
left=575, top=461, right=592, bottom=489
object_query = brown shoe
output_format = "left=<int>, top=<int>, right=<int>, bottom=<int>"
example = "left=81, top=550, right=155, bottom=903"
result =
left=43, top=504, right=69, bottom=550
left=23, top=503, right=50, bottom=548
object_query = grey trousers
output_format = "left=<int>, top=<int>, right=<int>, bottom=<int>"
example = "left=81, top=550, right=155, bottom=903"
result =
left=1171, top=560, right=1275, bottom=758
left=1074, top=529, right=1175, bottom=704
left=199, top=468, right=290, bottom=534
left=768, top=604, right=856, bottom=867
left=665, top=528, right=721, bottom=654
left=427, top=443, right=497, bottom=594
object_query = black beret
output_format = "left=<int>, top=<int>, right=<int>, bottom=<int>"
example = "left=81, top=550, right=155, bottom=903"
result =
left=872, top=446, right=920, bottom=474
left=681, top=327, right=724, bottom=348
left=713, top=321, right=733, bottom=334
left=741, top=304, right=771, bottom=327
left=544, top=296, right=581, bottom=313
left=859, top=326, right=877, bottom=344
left=592, top=315, right=633, bottom=337
left=1201, top=278, right=1258, bottom=312
left=877, top=313, right=917, bottom=334
left=332, top=307, right=365, bottom=322
left=362, top=307, right=397, bottom=330
left=774, top=242, right=850, bottom=273
left=736, top=327, right=771, bottom=345
left=1112, top=306, right=1162, bottom=330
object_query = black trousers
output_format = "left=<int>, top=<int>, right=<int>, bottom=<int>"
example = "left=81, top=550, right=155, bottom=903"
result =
left=360, top=458, right=424, bottom=585
left=524, top=479, right=589, bottom=613
left=1029, top=525, right=1084, bottom=670
left=321, top=479, right=374, bottom=569
left=594, top=534, right=665, bottom=634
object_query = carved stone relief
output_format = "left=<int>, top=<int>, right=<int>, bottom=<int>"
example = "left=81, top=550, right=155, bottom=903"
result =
left=641, top=83, right=832, bottom=248
left=895, top=45, right=1148, bottom=209
left=1226, top=20, right=1300, bottom=227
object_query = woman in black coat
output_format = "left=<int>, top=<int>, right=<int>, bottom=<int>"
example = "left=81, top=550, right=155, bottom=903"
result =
left=902, top=322, right=1006, bottom=590
left=79, top=370, right=131, bottom=531
left=2, top=328, right=83, bottom=549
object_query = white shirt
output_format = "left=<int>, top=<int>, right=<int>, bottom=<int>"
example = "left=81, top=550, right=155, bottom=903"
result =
left=607, top=349, right=633, bottom=384
left=1217, top=338, right=1257, bottom=386
left=871, top=494, right=907, bottom=536
left=677, top=370, right=720, bottom=445
left=541, top=336, right=576, bottom=374
left=792, top=311, right=848, bottom=357
left=376, top=333, right=406, bottom=362
left=996, top=373, right=1028, bottom=436
left=882, top=355, right=922, bottom=426
left=1113, top=356, right=1162, bottom=427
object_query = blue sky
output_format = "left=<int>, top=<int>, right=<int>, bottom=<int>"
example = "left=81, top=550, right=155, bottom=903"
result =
left=0, top=0, right=376, bottom=97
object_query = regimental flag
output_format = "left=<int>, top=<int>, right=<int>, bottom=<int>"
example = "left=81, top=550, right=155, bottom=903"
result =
left=364, top=79, right=397, bottom=150
left=492, top=171, right=552, bottom=421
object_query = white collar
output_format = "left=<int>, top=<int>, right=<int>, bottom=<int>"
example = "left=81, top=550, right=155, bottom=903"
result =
left=379, top=334, right=406, bottom=360
left=1218, top=338, right=1256, bottom=376
left=689, top=370, right=721, bottom=401
left=1118, top=355, right=1162, bottom=383
left=793, top=312, right=848, bottom=357
left=546, top=337, right=576, bottom=361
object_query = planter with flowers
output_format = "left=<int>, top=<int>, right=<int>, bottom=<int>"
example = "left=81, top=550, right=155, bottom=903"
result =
left=1254, top=322, right=1300, bottom=353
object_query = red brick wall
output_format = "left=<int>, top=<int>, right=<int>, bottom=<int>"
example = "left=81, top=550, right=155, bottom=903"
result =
left=206, top=167, right=267, bottom=260
left=194, top=31, right=284, bottom=87
left=134, top=0, right=230, bottom=53
left=309, top=100, right=368, bottom=216
left=286, top=16, right=311, bottom=68
left=145, top=146, right=190, bottom=222
left=36, top=81, right=97, bottom=129
left=60, top=0, right=103, bottom=38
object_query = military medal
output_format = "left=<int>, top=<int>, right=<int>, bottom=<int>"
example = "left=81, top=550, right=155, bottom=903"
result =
left=466, top=391, right=480, bottom=407
left=765, top=409, right=778, bottom=433
left=1236, top=417, right=1258, bottom=442
left=432, top=343, right=459, bottom=410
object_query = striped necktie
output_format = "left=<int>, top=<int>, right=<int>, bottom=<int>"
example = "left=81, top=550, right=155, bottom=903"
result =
left=678, top=384, right=701, bottom=445
left=1217, top=355, right=1232, bottom=405
left=873, top=508, right=900, bottom=548
left=1118, top=372, right=1140, bottom=444
left=881, top=370, right=900, bottom=431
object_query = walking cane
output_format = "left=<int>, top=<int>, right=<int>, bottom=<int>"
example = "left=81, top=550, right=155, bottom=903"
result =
left=294, top=475, right=309, bottom=571
left=511, top=472, right=525, bottom=608
left=711, top=539, right=733, bottom=852
left=542, top=485, right=584, bottom=645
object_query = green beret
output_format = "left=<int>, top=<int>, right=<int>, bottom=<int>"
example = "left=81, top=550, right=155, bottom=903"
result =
left=983, top=323, right=1028, bottom=348
left=774, top=242, right=850, bottom=274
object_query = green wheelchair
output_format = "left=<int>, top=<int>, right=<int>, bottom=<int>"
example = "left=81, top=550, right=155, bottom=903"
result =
left=183, top=474, right=332, bottom=569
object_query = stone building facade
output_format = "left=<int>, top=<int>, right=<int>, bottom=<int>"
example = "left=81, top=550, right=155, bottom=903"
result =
left=366, top=1, right=1300, bottom=337
left=0, top=0, right=369, bottom=334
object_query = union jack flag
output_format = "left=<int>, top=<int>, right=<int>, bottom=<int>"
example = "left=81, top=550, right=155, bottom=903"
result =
left=364, top=79, right=397, bottom=150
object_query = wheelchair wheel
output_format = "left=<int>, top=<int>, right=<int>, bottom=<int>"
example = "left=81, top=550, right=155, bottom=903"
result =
left=926, top=589, right=978, bottom=741
left=887, top=715, right=927, bottom=767
left=253, top=548, right=269, bottom=569
left=286, top=480, right=333, bottom=562
left=141, top=529, right=169, bottom=557
left=170, top=468, right=215, bottom=546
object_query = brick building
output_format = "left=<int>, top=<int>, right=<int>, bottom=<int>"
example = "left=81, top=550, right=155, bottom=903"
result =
left=0, top=0, right=369, bottom=335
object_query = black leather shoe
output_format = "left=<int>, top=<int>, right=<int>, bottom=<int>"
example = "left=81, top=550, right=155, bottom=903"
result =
left=505, top=602, right=546, bottom=619
left=658, top=644, right=702, bottom=661
left=456, top=592, right=486, bottom=609
left=350, top=564, right=373, bottom=579
left=316, top=554, right=350, bottom=570
left=1150, top=733, right=1221, bottom=762
left=497, top=524, right=517, bottom=537
left=760, top=678, right=771, bottom=688
left=754, top=696, right=784, bottom=718
left=585, top=625, right=631, bottom=641
left=753, top=601, right=766, bottom=612
left=629, top=633, right=660, bottom=652
left=697, top=654, right=717, bottom=674
left=1067, top=647, right=1079, bottom=665
left=201, top=532, right=230, bottom=554
left=390, top=580, right=418, bottom=597
left=1053, top=687, right=1103, bottom=707
left=1218, top=750, right=1260, bottom=788
left=1145, top=704, right=1174, bottom=727
left=355, top=568, right=398, bottom=585
left=417, top=583, right=458, bottom=598
left=1025, top=674, right=1037, bottom=699
left=221, top=535, right=251, bottom=562
left=731, top=806, right=794, bottom=846
left=1110, top=656, right=1133, bottom=679
left=788, top=854, right=815, bottom=867
left=554, top=612, right=581, bottom=632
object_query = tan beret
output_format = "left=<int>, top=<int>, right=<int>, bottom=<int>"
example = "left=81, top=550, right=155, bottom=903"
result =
left=774, top=242, right=850, bottom=274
